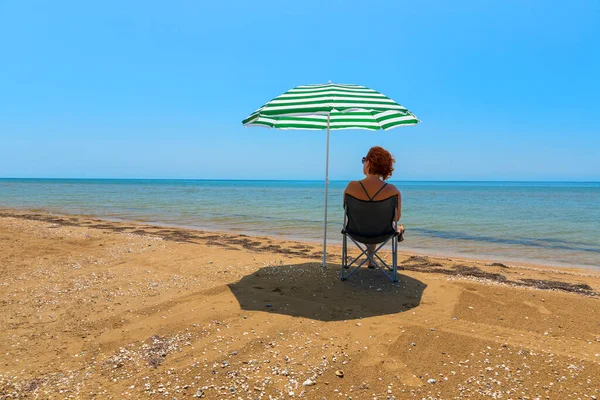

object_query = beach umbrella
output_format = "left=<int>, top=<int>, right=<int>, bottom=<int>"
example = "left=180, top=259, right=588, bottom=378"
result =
left=242, top=82, right=419, bottom=267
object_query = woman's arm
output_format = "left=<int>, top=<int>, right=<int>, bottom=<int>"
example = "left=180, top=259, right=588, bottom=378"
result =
left=396, top=190, right=405, bottom=234
left=396, top=190, right=402, bottom=221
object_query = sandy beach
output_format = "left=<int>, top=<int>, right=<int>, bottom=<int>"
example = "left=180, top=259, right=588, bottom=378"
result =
left=1, top=209, right=599, bottom=399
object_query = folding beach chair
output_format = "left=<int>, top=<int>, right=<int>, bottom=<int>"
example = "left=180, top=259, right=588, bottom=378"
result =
left=340, top=193, right=402, bottom=282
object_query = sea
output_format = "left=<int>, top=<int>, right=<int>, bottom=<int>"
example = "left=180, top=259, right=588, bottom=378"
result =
left=1, top=179, right=599, bottom=270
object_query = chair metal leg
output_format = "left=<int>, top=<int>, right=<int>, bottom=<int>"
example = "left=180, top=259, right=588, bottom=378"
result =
left=351, top=237, right=396, bottom=282
left=341, top=239, right=372, bottom=281
left=339, top=233, right=402, bottom=283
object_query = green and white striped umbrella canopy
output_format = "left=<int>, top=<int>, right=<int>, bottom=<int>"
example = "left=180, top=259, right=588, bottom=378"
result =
left=242, top=83, right=419, bottom=130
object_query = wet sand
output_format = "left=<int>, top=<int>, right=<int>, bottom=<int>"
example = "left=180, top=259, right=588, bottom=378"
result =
left=1, top=210, right=599, bottom=399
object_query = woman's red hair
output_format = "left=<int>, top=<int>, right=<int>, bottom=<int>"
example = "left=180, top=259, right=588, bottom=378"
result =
left=366, top=146, right=395, bottom=180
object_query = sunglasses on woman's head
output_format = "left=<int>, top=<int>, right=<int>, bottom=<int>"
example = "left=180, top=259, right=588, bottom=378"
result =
left=362, top=157, right=367, bottom=164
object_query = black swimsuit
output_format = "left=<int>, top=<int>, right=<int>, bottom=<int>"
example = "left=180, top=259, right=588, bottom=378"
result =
left=358, top=181, right=388, bottom=201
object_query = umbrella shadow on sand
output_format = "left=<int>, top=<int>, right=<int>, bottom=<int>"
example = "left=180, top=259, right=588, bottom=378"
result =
left=228, top=262, right=426, bottom=321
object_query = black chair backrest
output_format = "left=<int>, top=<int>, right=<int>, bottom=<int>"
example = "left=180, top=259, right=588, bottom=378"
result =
left=344, top=194, right=397, bottom=244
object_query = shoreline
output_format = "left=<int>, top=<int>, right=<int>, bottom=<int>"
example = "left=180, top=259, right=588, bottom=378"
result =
left=1, top=208, right=600, bottom=292
left=2, top=207, right=598, bottom=274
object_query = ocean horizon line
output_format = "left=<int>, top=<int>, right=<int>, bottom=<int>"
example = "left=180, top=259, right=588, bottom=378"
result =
left=1, top=177, right=599, bottom=184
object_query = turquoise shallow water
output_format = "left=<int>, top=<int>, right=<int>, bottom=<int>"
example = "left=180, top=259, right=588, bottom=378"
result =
left=1, top=179, right=599, bottom=269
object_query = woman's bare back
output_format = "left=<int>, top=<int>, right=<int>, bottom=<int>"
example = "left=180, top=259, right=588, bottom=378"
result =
left=345, top=179, right=399, bottom=202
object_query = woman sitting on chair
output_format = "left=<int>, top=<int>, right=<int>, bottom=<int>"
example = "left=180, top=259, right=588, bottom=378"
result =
left=343, top=146, right=404, bottom=268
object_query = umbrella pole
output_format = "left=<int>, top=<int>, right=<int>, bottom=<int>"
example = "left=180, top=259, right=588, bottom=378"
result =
left=322, top=113, right=331, bottom=268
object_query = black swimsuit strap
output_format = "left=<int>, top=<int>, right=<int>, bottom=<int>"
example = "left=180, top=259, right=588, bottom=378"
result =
left=358, top=181, right=372, bottom=200
left=370, top=182, right=388, bottom=200
left=358, top=181, right=387, bottom=201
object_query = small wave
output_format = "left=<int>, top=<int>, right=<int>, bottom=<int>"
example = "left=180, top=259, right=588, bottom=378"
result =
left=412, top=228, right=600, bottom=254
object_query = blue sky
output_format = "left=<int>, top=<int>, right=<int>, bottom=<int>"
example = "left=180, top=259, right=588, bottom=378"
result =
left=0, top=0, right=599, bottom=181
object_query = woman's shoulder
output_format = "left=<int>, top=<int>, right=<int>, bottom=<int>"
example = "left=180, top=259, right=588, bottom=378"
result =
left=384, top=182, right=401, bottom=194
left=344, top=180, right=363, bottom=196
left=345, top=180, right=360, bottom=189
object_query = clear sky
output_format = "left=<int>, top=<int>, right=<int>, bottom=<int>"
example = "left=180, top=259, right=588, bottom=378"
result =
left=1, top=0, right=599, bottom=181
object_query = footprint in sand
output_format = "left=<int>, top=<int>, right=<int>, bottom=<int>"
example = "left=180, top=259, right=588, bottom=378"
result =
left=462, top=286, right=507, bottom=305
left=523, top=300, right=551, bottom=315
left=359, top=344, right=422, bottom=386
